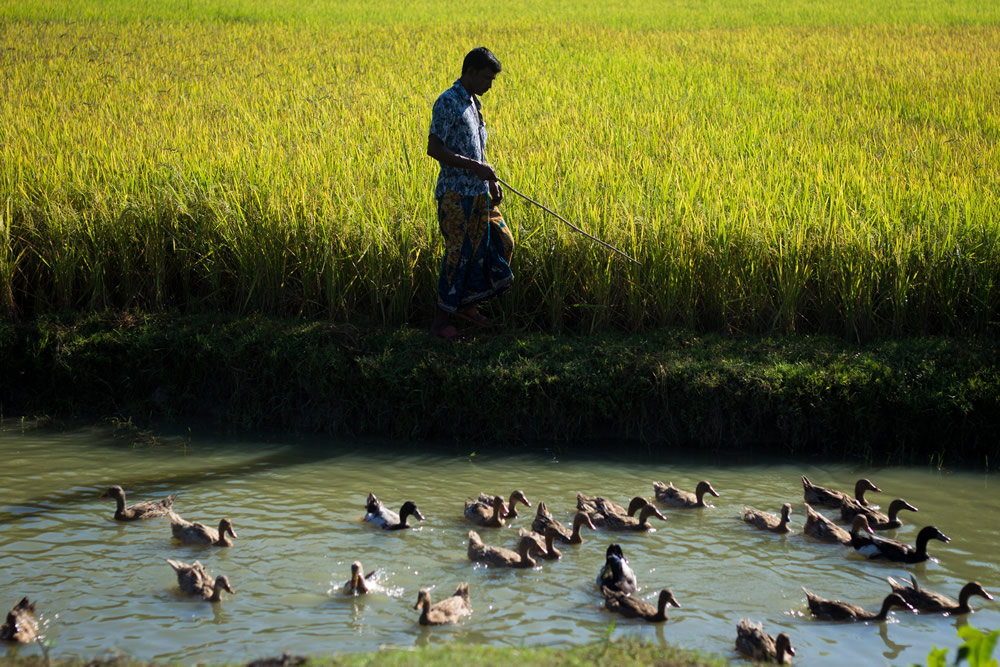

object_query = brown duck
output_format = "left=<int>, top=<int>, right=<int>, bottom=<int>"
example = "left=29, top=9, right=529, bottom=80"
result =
left=602, top=587, right=681, bottom=623
left=518, top=526, right=565, bottom=560
left=414, top=583, right=472, bottom=625
left=803, top=587, right=913, bottom=621
left=464, top=495, right=509, bottom=528
left=531, top=503, right=596, bottom=544
left=887, top=575, right=994, bottom=615
left=601, top=501, right=666, bottom=531
left=167, top=559, right=235, bottom=602
left=840, top=497, right=918, bottom=530
left=742, top=503, right=793, bottom=533
left=735, top=618, right=795, bottom=664
left=100, top=485, right=176, bottom=521
left=653, top=480, right=719, bottom=508
left=468, top=531, right=541, bottom=568
left=801, top=476, right=880, bottom=509
left=169, top=512, right=237, bottom=546
left=1, top=597, right=37, bottom=643
left=803, top=503, right=855, bottom=545
left=576, top=493, right=648, bottom=527
left=341, top=561, right=382, bottom=595
left=475, top=490, right=532, bottom=519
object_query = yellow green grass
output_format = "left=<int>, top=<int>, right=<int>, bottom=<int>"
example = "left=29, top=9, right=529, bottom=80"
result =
left=2, top=1, right=999, bottom=338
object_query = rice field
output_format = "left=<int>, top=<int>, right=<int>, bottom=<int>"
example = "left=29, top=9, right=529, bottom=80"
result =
left=2, top=0, right=999, bottom=338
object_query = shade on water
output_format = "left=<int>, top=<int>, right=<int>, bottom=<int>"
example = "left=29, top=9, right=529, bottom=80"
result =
left=1, top=428, right=997, bottom=664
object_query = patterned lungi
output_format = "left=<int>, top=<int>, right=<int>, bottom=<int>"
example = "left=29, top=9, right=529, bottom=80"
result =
left=436, top=191, right=514, bottom=313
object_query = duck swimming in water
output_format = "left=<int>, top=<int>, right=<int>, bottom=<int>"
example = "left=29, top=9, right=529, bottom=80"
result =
left=468, top=531, right=541, bottom=568
left=887, top=575, right=994, bottom=615
left=840, top=497, right=918, bottom=530
left=653, top=480, right=719, bottom=508
left=167, top=559, right=235, bottom=602
left=742, top=503, right=793, bottom=533
left=464, top=495, right=509, bottom=528
left=169, top=512, right=237, bottom=546
left=803, top=588, right=913, bottom=621
left=735, top=618, right=795, bottom=664
left=602, top=587, right=680, bottom=623
left=850, top=516, right=950, bottom=563
left=474, top=490, right=531, bottom=519
left=801, top=476, right=880, bottom=509
left=364, top=493, right=425, bottom=530
left=803, top=503, right=857, bottom=545
left=531, top=504, right=596, bottom=544
left=341, top=561, right=382, bottom=595
left=0, top=598, right=37, bottom=643
left=576, top=493, right=647, bottom=527
left=413, top=583, right=472, bottom=625
left=100, top=485, right=176, bottom=521
left=596, top=543, right=638, bottom=595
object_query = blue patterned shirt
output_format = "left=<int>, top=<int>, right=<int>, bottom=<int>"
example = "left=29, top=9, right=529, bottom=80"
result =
left=429, top=79, right=489, bottom=198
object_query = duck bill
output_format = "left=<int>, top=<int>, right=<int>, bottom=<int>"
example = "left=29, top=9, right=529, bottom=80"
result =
left=414, top=509, right=425, bottom=522
left=228, top=527, right=238, bottom=538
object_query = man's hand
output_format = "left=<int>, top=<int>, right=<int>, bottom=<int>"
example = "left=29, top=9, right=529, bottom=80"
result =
left=488, top=179, right=503, bottom=206
left=473, top=161, right=498, bottom=183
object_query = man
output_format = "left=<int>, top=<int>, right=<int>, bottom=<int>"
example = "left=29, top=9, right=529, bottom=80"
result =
left=427, top=46, right=514, bottom=340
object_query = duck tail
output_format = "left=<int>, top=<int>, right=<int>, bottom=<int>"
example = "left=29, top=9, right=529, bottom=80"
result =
left=801, top=475, right=812, bottom=489
left=454, top=582, right=470, bottom=602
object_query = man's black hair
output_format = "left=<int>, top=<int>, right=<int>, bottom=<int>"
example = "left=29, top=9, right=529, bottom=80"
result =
left=462, top=47, right=502, bottom=75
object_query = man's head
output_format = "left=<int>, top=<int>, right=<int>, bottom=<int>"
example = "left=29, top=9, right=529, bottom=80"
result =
left=461, top=47, right=501, bottom=96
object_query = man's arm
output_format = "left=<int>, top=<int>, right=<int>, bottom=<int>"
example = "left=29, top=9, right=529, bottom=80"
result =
left=427, top=134, right=497, bottom=183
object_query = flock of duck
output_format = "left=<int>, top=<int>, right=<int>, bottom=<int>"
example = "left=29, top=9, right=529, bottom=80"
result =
left=2, top=476, right=994, bottom=664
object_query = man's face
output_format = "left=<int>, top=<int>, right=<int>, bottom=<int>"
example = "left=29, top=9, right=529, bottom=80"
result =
left=466, top=67, right=498, bottom=96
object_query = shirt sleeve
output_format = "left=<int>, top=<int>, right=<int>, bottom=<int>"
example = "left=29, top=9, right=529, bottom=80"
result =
left=429, top=94, right=455, bottom=144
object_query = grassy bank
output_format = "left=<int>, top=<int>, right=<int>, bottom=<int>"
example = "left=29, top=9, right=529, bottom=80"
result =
left=2, top=313, right=998, bottom=468
left=2, top=1, right=999, bottom=338
left=0, top=638, right=728, bottom=667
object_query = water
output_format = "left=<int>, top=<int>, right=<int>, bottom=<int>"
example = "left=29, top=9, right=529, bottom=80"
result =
left=1, top=427, right=997, bottom=664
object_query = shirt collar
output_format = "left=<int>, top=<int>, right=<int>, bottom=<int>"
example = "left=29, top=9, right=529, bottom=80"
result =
left=452, top=79, right=480, bottom=109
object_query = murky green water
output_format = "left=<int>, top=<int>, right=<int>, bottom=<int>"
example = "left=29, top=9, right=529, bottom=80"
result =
left=1, top=427, right=997, bottom=665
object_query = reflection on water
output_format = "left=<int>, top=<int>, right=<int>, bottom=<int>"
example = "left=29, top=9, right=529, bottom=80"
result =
left=0, top=427, right=997, bottom=664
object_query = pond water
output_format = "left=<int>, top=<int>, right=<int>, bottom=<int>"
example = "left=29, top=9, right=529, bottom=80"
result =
left=1, top=427, right=997, bottom=665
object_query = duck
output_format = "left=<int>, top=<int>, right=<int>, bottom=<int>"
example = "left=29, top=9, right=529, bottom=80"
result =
left=464, top=495, right=509, bottom=528
left=803, top=503, right=854, bottom=545
left=840, top=497, right=918, bottom=530
left=802, top=587, right=913, bottom=621
left=364, top=492, right=424, bottom=530
left=851, top=517, right=951, bottom=563
left=475, top=490, right=532, bottom=519
left=341, top=561, right=382, bottom=595
left=169, top=512, right=237, bottom=546
left=742, top=503, right=793, bottom=533
left=0, top=597, right=37, bottom=643
left=652, top=480, right=719, bottom=508
left=166, top=559, right=235, bottom=601
left=414, top=583, right=472, bottom=625
left=518, top=526, right=563, bottom=560
left=601, top=501, right=666, bottom=531
left=801, top=476, right=880, bottom=509
left=602, top=587, right=681, bottom=623
left=576, top=493, right=647, bottom=527
left=468, top=530, right=540, bottom=568
left=735, top=618, right=795, bottom=664
left=596, top=543, right=638, bottom=595
left=100, top=485, right=176, bottom=521
left=887, top=575, right=994, bottom=615
left=531, top=503, right=596, bottom=544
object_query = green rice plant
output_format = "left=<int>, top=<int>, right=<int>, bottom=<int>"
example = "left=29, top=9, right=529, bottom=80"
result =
left=0, top=3, right=998, bottom=337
